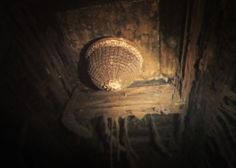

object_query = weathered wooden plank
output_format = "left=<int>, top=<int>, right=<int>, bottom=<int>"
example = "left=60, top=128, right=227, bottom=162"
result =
left=63, top=83, right=184, bottom=121
left=181, top=0, right=205, bottom=98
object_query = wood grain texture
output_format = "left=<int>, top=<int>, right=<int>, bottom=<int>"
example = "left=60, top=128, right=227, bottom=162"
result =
left=180, top=0, right=205, bottom=98
left=63, top=83, right=184, bottom=122
left=6, top=4, right=79, bottom=114
left=182, top=0, right=236, bottom=167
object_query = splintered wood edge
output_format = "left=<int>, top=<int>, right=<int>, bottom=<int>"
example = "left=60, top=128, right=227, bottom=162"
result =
left=62, top=83, right=185, bottom=121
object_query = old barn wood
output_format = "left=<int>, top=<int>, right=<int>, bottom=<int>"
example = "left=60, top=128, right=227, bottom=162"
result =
left=63, top=82, right=184, bottom=121
left=3, top=0, right=236, bottom=167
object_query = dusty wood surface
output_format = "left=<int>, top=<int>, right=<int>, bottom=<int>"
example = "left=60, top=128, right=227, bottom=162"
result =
left=63, top=83, right=184, bottom=121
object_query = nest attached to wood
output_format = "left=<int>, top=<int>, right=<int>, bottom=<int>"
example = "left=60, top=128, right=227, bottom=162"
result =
left=86, top=37, right=143, bottom=91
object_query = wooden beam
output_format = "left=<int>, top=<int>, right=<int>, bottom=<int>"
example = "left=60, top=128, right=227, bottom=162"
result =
left=63, top=83, right=184, bottom=121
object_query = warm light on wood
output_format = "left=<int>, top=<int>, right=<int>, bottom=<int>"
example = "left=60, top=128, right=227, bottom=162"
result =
left=63, top=82, right=184, bottom=122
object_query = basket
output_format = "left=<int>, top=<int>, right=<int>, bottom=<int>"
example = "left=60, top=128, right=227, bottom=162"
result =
left=86, top=37, right=143, bottom=91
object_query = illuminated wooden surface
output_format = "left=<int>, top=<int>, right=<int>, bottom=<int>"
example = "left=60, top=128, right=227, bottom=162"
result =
left=63, top=82, right=184, bottom=121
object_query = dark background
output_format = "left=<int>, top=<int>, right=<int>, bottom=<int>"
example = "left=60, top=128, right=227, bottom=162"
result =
left=1, top=0, right=236, bottom=167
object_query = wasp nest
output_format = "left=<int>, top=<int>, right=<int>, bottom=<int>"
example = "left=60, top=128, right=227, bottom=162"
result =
left=86, top=37, right=143, bottom=91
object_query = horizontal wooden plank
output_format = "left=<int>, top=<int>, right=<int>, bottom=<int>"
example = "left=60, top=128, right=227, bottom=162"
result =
left=63, top=83, right=184, bottom=121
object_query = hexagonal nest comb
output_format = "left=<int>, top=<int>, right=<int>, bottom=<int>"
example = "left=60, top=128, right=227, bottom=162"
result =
left=85, top=37, right=143, bottom=91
